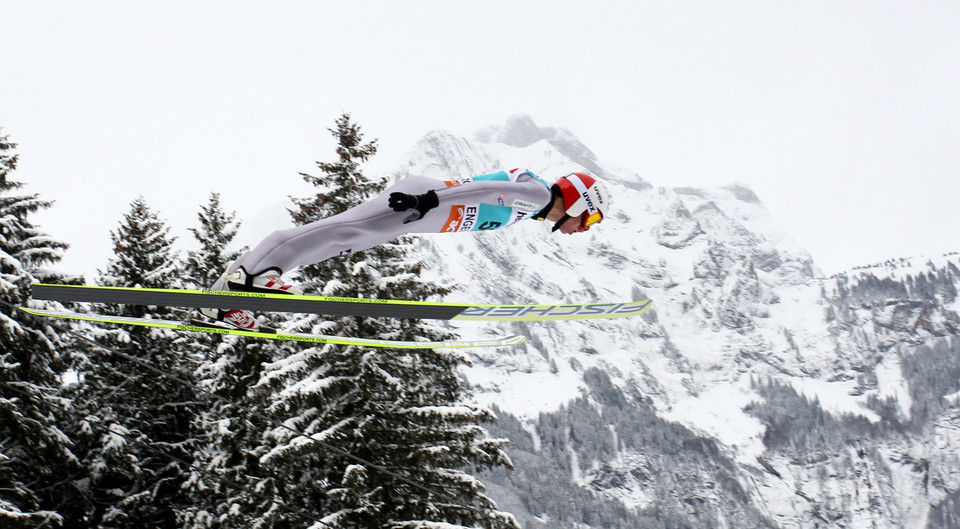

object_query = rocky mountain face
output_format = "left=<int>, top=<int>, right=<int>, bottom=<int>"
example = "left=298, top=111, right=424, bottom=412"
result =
left=392, top=115, right=960, bottom=528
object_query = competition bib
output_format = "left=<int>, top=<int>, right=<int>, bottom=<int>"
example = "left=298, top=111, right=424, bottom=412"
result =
left=439, top=169, right=547, bottom=232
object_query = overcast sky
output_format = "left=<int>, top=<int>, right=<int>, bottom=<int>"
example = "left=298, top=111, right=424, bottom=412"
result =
left=2, top=1, right=958, bottom=278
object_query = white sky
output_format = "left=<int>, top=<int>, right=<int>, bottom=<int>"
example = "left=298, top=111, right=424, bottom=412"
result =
left=2, top=1, right=958, bottom=278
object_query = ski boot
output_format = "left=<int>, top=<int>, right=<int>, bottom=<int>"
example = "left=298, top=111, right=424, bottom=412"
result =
left=223, top=266, right=303, bottom=295
left=195, top=307, right=261, bottom=331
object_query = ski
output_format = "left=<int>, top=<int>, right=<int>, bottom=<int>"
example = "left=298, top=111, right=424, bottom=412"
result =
left=30, top=283, right=654, bottom=322
left=19, top=307, right=527, bottom=349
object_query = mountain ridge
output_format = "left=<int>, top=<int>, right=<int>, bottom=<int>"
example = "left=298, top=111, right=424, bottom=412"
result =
left=395, top=115, right=960, bottom=528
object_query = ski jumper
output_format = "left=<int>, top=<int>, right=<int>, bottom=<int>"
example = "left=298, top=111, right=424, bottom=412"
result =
left=212, top=169, right=552, bottom=290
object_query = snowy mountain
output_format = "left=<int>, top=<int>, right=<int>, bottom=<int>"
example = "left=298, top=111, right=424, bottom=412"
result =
left=389, top=115, right=960, bottom=528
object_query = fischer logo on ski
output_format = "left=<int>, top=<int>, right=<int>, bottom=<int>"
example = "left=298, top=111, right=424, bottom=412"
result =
left=457, top=300, right=653, bottom=321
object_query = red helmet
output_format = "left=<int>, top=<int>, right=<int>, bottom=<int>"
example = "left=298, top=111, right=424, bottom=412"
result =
left=555, top=173, right=610, bottom=229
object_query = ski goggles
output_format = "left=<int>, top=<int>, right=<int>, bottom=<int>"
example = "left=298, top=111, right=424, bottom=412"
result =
left=581, top=210, right=603, bottom=229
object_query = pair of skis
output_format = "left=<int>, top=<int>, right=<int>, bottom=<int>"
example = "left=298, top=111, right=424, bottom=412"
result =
left=25, top=283, right=653, bottom=349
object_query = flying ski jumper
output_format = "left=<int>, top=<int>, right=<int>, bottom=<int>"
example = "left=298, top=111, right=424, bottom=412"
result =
left=203, top=169, right=611, bottom=330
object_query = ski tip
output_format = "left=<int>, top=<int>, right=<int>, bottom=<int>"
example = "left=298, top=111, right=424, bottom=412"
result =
left=501, top=334, right=527, bottom=346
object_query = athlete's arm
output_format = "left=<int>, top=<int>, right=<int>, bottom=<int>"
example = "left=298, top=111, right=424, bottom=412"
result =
left=433, top=172, right=552, bottom=211
left=389, top=170, right=552, bottom=223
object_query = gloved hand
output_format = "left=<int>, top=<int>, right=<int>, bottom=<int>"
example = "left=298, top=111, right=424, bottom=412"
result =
left=389, top=190, right=439, bottom=223
left=388, top=192, right=418, bottom=211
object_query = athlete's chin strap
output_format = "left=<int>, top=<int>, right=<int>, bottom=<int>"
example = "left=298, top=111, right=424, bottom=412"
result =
left=550, top=215, right=571, bottom=232
left=533, top=185, right=567, bottom=232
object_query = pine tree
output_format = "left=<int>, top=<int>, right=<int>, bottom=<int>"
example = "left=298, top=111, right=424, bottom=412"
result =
left=65, top=197, right=200, bottom=527
left=179, top=192, right=287, bottom=528
left=98, top=196, right=182, bottom=306
left=0, top=132, right=78, bottom=527
left=184, top=191, right=247, bottom=289
left=258, top=114, right=519, bottom=528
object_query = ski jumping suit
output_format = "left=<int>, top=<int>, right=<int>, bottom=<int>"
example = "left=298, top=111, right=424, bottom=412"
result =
left=212, top=168, right=553, bottom=290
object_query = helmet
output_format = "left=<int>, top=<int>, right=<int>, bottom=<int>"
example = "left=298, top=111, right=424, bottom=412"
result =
left=554, top=172, right=611, bottom=229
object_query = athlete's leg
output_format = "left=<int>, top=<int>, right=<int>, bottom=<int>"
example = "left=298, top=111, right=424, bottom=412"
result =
left=211, top=176, right=448, bottom=289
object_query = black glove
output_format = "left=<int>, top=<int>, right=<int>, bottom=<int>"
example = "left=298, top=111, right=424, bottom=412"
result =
left=389, top=190, right=439, bottom=223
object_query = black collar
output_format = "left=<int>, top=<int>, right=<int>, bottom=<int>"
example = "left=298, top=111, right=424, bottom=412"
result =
left=533, top=185, right=560, bottom=221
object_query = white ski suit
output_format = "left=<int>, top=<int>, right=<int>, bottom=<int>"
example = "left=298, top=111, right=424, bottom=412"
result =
left=212, top=168, right=553, bottom=290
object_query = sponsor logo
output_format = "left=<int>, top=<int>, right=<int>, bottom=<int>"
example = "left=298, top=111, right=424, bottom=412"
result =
left=277, top=334, right=333, bottom=343
left=460, top=301, right=651, bottom=319
left=512, top=199, right=540, bottom=210
left=200, top=289, right=267, bottom=298
left=461, top=206, right=478, bottom=231
left=498, top=193, right=506, bottom=206
left=181, top=324, right=230, bottom=334
left=441, top=205, right=478, bottom=232
left=582, top=190, right=598, bottom=213
left=441, top=206, right=466, bottom=233
left=323, top=296, right=388, bottom=304
left=444, top=178, right=473, bottom=187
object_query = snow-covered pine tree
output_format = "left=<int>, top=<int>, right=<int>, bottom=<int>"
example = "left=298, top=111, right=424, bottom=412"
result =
left=98, top=196, right=182, bottom=311
left=0, top=132, right=78, bottom=528
left=257, top=114, right=519, bottom=529
left=184, top=191, right=247, bottom=289
left=179, top=192, right=287, bottom=528
left=65, top=197, right=201, bottom=528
